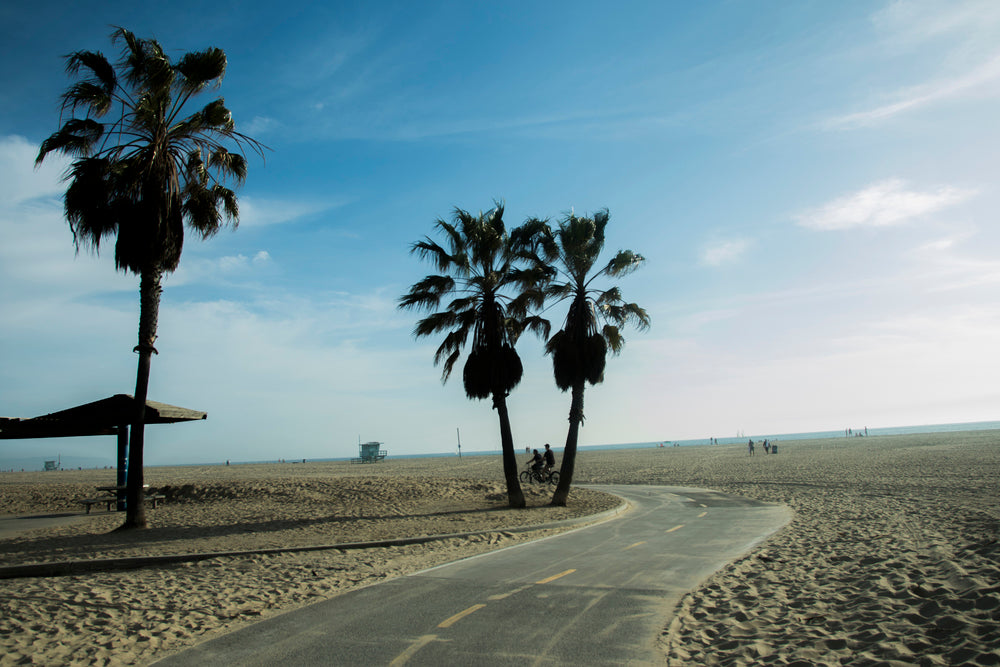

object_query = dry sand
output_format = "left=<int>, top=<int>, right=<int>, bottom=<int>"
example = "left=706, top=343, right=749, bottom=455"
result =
left=1, top=431, right=998, bottom=666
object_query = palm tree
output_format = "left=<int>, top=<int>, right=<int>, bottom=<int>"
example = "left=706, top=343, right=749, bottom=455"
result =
left=35, top=27, right=263, bottom=529
left=399, top=203, right=548, bottom=508
left=535, top=209, right=649, bottom=506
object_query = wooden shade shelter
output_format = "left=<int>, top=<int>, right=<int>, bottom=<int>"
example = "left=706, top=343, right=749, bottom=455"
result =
left=0, top=395, right=206, bottom=507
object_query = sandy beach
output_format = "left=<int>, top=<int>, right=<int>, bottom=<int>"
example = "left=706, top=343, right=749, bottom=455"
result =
left=1, top=431, right=998, bottom=666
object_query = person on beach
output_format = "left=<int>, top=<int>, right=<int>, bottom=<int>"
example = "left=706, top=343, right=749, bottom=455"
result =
left=543, top=444, right=556, bottom=472
left=763, top=440, right=770, bottom=454
left=748, top=439, right=755, bottom=456
left=527, top=448, right=544, bottom=473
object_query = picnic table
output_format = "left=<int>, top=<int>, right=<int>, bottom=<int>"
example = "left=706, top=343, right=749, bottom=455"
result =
left=79, top=485, right=165, bottom=514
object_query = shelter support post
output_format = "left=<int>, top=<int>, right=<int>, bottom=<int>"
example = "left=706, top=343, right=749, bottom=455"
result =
left=116, top=424, right=128, bottom=511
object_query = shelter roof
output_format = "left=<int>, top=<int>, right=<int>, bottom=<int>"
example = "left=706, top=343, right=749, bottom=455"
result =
left=0, top=394, right=207, bottom=439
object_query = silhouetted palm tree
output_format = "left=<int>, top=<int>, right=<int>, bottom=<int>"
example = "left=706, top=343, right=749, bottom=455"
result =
left=534, top=209, right=649, bottom=506
left=36, top=27, right=263, bottom=529
left=399, top=203, right=548, bottom=508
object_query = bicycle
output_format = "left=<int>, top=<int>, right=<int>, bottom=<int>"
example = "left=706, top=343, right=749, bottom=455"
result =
left=520, top=466, right=560, bottom=486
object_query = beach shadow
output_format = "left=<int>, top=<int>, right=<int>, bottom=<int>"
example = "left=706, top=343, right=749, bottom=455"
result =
left=0, top=504, right=527, bottom=558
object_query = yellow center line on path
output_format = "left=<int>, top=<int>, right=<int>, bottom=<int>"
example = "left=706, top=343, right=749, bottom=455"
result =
left=665, top=524, right=684, bottom=533
left=438, top=604, right=486, bottom=628
left=488, top=585, right=531, bottom=601
left=535, top=569, right=576, bottom=584
left=389, top=634, right=439, bottom=666
left=624, top=541, right=647, bottom=550
left=697, top=511, right=708, bottom=518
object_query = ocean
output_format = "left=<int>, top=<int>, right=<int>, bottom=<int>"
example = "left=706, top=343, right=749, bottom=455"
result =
left=386, top=419, right=1000, bottom=460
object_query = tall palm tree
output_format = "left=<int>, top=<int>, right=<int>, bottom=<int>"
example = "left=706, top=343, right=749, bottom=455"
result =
left=36, top=27, right=263, bottom=530
left=399, top=203, right=548, bottom=508
left=535, top=209, right=649, bottom=506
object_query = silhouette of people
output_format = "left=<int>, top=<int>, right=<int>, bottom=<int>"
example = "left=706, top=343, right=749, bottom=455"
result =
left=527, top=448, right=543, bottom=473
left=543, top=444, right=556, bottom=472
left=748, top=439, right=755, bottom=456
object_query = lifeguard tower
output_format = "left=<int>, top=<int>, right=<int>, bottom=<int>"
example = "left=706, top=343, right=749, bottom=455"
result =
left=352, top=441, right=387, bottom=464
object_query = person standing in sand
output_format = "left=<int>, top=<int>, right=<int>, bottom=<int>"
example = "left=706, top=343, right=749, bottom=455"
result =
left=748, top=439, right=755, bottom=456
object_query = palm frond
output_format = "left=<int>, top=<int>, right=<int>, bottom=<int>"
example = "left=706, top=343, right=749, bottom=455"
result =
left=446, top=295, right=479, bottom=313
left=594, top=286, right=622, bottom=307
left=36, top=119, right=105, bottom=163
left=207, top=148, right=247, bottom=182
left=398, top=275, right=455, bottom=311
left=175, top=47, right=227, bottom=94
left=64, top=50, right=116, bottom=92
left=605, top=249, right=645, bottom=277
left=521, top=314, right=551, bottom=342
left=602, top=324, right=625, bottom=355
left=410, top=238, right=459, bottom=274
left=63, top=157, right=115, bottom=252
left=414, top=311, right=460, bottom=338
left=434, top=328, right=469, bottom=366
left=61, top=81, right=115, bottom=117
left=440, top=349, right=462, bottom=383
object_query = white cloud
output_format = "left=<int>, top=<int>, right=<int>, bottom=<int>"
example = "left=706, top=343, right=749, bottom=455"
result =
left=0, top=135, right=68, bottom=206
left=0, top=136, right=133, bottom=301
left=237, top=196, right=347, bottom=227
left=700, top=239, right=749, bottom=266
left=216, top=251, right=271, bottom=272
left=795, top=179, right=976, bottom=231
left=241, top=116, right=282, bottom=136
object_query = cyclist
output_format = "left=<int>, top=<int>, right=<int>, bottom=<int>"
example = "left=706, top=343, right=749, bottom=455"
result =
left=543, top=443, right=556, bottom=473
left=526, top=448, right=544, bottom=475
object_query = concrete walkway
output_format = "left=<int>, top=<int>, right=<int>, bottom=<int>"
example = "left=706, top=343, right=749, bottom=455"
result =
left=154, top=485, right=791, bottom=666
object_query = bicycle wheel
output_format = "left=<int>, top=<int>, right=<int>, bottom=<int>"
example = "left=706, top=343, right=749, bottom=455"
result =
left=547, top=471, right=560, bottom=486
left=519, top=470, right=532, bottom=484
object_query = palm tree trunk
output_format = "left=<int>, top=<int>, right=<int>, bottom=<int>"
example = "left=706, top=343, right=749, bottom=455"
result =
left=119, top=268, right=162, bottom=530
left=551, top=380, right=585, bottom=506
left=494, top=392, right=526, bottom=508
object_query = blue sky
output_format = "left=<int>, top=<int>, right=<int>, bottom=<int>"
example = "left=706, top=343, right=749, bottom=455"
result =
left=2, top=1, right=1000, bottom=466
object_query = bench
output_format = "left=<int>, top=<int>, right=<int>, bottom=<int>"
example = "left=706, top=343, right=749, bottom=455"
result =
left=79, top=497, right=117, bottom=513
left=78, top=493, right=167, bottom=513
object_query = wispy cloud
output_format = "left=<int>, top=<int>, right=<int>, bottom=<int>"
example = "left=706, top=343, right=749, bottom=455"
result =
left=824, top=1, right=1000, bottom=130
left=700, top=238, right=750, bottom=266
left=795, top=179, right=976, bottom=231
left=872, top=0, right=1000, bottom=48
left=825, top=53, right=1000, bottom=129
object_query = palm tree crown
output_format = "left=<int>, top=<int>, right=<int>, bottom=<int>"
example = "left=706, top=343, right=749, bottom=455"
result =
left=36, top=27, right=263, bottom=275
left=399, top=203, right=547, bottom=401
left=539, top=209, right=649, bottom=393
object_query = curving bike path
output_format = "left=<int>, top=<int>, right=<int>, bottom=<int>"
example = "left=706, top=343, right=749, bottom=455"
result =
left=154, top=485, right=790, bottom=666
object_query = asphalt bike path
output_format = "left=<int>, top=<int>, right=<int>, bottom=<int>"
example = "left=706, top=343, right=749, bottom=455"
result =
left=155, top=485, right=791, bottom=666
